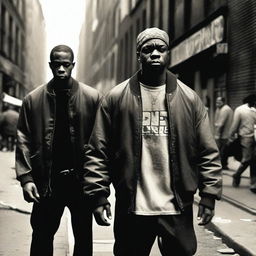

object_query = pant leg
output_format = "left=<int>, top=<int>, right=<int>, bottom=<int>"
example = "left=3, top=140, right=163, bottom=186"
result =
left=157, top=206, right=197, bottom=256
left=30, top=197, right=65, bottom=256
left=234, top=137, right=254, bottom=177
left=219, top=139, right=229, bottom=167
left=249, top=143, right=256, bottom=190
left=67, top=177, right=93, bottom=256
left=113, top=207, right=157, bottom=256
left=10, top=135, right=15, bottom=151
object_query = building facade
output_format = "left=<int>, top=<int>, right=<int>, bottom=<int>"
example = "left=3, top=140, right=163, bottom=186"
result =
left=0, top=0, right=46, bottom=110
left=23, top=0, right=47, bottom=93
left=77, top=0, right=256, bottom=123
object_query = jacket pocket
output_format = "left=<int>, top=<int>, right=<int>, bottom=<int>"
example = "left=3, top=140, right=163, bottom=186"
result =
left=30, top=148, right=42, bottom=170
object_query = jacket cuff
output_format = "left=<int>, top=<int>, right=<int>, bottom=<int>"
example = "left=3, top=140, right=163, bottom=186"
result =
left=19, top=173, right=34, bottom=187
left=90, top=195, right=110, bottom=210
left=199, top=196, right=215, bottom=210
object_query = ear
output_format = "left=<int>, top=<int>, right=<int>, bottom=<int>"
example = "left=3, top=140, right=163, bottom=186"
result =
left=72, top=62, right=76, bottom=68
left=136, top=51, right=140, bottom=62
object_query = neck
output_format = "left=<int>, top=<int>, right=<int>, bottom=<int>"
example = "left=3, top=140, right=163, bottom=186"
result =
left=140, top=68, right=167, bottom=86
left=53, top=77, right=73, bottom=90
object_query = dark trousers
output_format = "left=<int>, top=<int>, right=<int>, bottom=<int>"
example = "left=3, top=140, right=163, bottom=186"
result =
left=216, top=138, right=229, bottom=167
left=234, top=137, right=255, bottom=177
left=2, top=134, right=15, bottom=151
left=113, top=205, right=197, bottom=256
left=30, top=174, right=92, bottom=256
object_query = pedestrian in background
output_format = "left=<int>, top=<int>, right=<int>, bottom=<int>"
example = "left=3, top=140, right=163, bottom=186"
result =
left=214, top=96, right=233, bottom=169
left=15, top=45, right=100, bottom=256
left=229, top=94, right=256, bottom=192
left=83, top=28, right=222, bottom=256
left=0, top=104, right=19, bottom=151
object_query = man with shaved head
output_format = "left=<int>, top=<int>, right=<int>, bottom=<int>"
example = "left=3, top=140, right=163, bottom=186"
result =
left=15, top=45, right=100, bottom=256
left=83, top=28, right=222, bottom=255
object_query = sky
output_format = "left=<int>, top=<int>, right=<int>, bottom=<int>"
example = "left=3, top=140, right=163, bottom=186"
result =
left=39, top=0, right=86, bottom=79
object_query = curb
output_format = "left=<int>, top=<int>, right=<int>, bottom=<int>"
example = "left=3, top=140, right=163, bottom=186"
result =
left=0, top=201, right=31, bottom=215
left=221, top=195, right=256, bottom=215
left=194, top=196, right=255, bottom=256
left=0, top=201, right=71, bottom=256
left=206, top=221, right=255, bottom=256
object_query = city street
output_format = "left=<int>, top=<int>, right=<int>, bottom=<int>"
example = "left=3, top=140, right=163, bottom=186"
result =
left=0, top=151, right=246, bottom=256
left=1, top=1, right=256, bottom=255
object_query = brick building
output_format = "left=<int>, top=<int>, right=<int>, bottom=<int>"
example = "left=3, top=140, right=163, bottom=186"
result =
left=77, top=0, right=256, bottom=123
left=0, top=0, right=46, bottom=110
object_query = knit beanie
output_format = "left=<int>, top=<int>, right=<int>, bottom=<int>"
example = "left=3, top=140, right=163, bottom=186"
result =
left=137, top=27, right=169, bottom=51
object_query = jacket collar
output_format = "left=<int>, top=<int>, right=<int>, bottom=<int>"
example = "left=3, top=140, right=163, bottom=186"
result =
left=129, top=70, right=177, bottom=95
left=46, top=77, right=79, bottom=96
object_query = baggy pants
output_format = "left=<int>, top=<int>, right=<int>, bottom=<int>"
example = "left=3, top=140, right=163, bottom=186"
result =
left=30, top=174, right=92, bottom=256
left=113, top=205, right=197, bottom=256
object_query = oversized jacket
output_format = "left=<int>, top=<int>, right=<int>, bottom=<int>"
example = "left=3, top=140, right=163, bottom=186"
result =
left=15, top=78, right=100, bottom=197
left=83, top=71, right=222, bottom=212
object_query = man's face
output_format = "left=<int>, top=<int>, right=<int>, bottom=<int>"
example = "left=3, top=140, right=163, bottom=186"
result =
left=137, top=39, right=169, bottom=70
left=49, top=51, right=74, bottom=80
left=216, top=97, right=224, bottom=108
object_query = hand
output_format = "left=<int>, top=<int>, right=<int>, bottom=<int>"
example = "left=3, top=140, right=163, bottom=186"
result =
left=226, top=138, right=233, bottom=146
left=22, top=182, right=40, bottom=203
left=93, top=204, right=112, bottom=226
left=197, top=205, right=214, bottom=226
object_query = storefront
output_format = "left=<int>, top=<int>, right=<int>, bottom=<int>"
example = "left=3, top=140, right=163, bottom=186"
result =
left=169, top=15, right=228, bottom=126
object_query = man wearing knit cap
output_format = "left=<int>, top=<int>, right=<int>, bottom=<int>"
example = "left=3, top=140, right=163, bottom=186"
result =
left=83, top=27, right=222, bottom=256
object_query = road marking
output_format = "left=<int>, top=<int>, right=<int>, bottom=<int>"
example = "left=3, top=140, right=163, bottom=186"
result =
left=94, top=240, right=114, bottom=244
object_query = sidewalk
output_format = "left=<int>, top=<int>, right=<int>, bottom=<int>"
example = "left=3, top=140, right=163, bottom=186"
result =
left=195, top=157, right=256, bottom=256
left=0, top=151, right=69, bottom=256
left=1, top=151, right=256, bottom=255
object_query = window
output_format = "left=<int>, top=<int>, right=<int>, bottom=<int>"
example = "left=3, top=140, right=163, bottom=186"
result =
left=8, top=16, right=13, bottom=59
left=159, top=0, right=163, bottom=29
left=150, top=0, right=155, bottom=26
left=1, top=5, right=6, bottom=52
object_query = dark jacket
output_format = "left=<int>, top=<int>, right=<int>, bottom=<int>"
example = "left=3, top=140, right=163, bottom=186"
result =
left=15, top=78, right=100, bottom=197
left=1, top=109, right=19, bottom=136
left=83, top=71, right=222, bottom=212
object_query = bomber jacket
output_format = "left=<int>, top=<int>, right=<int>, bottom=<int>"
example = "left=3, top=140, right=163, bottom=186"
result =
left=15, top=78, right=100, bottom=197
left=83, top=71, right=222, bottom=212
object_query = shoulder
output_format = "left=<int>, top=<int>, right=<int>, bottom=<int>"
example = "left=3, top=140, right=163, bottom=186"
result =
left=222, top=105, right=233, bottom=113
left=77, top=82, right=100, bottom=100
left=78, top=82, right=99, bottom=95
left=101, top=78, right=130, bottom=104
left=176, top=79, right=201, bottom=103
left=23, top=84, right=46, bottom=102
left=235, top=104, right=245, bottom=112
left=107, top=79, right=130, bottom=97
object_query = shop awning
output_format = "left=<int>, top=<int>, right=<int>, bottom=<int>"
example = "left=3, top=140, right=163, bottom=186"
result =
left=2, top=93, right=22, bottom=107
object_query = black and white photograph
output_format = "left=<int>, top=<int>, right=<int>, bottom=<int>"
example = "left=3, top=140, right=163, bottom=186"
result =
left=0, top=0, right=256, bottom=255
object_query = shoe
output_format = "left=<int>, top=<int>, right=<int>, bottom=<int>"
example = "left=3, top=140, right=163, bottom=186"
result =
left=232, top=175, right=241, bottom=187
left=250, top=188, right=256, bottom=193
left=250, top=185, right=256, bottom=193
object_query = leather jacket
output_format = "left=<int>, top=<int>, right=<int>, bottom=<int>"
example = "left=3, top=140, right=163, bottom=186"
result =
left=83, top=71, right=222, bottom=212
left=15, top=78, right=100, bottom=197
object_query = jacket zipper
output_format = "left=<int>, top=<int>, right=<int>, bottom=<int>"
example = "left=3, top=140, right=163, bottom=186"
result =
left=67, top=94, right=76, bottom=170
left=166, top=93, right=184, bottom=211
left=46, top=95, right=56, bottom=197
left=129, top=94, right=142, bottom=213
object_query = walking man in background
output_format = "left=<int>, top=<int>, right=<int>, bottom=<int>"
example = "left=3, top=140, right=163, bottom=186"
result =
left=0, top=104, right=19, bottom=151
left=83, top=28, right=222, bottom=256
left=15, top=45, right=100, bottom=256
left=230, top=94, right=256, bottom=192
left=214, top=96, right=233, bottom=169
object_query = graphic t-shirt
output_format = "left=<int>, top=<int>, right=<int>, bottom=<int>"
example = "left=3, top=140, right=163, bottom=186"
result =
left=133, top=83, right=180, bottom=215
